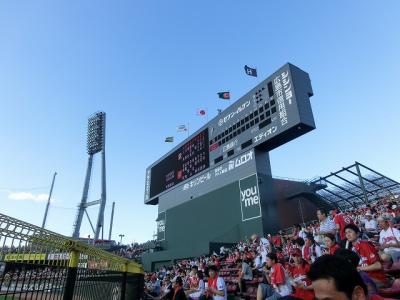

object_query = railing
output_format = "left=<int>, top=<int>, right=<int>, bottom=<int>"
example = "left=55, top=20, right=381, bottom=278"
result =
left=0, top=213, right=144, bottom=300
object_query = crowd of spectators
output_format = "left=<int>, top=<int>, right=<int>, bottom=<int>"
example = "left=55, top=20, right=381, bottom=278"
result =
left=110, top=240, right=162, bottom=262
left=143, top=195, right=400, bottom=300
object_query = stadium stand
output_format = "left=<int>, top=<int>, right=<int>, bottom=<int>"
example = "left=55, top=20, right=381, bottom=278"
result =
left=139, top=194, right=400, bottom=299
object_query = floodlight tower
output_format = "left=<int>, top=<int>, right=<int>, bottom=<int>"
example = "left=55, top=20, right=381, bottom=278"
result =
left=72, top=112, right=107, bottom=240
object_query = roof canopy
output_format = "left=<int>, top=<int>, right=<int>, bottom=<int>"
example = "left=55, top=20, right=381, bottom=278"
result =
left=311, top=162, right=400, bottom=210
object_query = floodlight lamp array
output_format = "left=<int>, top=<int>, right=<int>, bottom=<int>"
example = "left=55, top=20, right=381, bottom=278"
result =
left=87, top=112, right=105, bottom=155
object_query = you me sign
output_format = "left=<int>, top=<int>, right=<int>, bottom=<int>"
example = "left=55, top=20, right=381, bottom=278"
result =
left=239, top=173, right=262, bottom=221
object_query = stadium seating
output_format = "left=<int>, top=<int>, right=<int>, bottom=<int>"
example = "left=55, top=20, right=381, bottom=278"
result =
left=141, top=195, right=400, bottom=299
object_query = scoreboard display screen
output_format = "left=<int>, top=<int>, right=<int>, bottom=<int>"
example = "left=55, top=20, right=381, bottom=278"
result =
left=145, top=63, right=315, bottom=204
left=149, top=129, right=209, bottom=198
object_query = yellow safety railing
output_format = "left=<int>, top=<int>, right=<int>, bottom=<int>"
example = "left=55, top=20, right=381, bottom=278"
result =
left=0, top=212, right=144, bottom=300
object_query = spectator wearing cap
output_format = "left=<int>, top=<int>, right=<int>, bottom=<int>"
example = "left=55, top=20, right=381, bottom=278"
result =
left=364, top=213, right=378, bottom=232
left=171, top=277, right=187, bottom=300
left=288, top=248, right=314, bottom=300
left=390, top=203, right=400, bottom=224
left=206, top=265, right=226, bottom=300
left=308, top=255, right=373, bottom=300
left=378, top=215, right=400, bottom=263
left=344, top=223, right=388, bottom=288
left=271, top=232, right=283, bottom=249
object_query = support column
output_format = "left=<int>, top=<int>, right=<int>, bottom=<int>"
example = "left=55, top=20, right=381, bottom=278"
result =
left=63, top=250, right=79, bottom=300
left=42, top=172, right=57, bottom=229
left=108, top=202, right=115, bottom=240
left=95, top=116, right=107, bottom=240
left=72, top=155, right=94, bottom=238
left=355, top=163, right=369, bottom=205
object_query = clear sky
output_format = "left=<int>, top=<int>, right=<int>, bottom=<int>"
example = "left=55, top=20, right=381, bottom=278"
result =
left=0, top=1, right=399, bottom=243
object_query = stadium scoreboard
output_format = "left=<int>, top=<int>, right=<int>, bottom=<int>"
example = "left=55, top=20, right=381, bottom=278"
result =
left=150, top=129, right=209, bottom=198
left=145, top=63, right=315, bottom=204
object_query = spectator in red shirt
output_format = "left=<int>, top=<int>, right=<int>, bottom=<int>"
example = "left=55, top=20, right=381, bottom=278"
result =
left=324, top=233, right=340, bottom=255
left=288, top=248, right=314, bottom=300
left=302, top=234, right=322, bottom=264
left=256, top=253, right=292, bottom=299
left=344, top=224, right=388, bottom=288
left=272, top=232, right=283, bottom=248
left=287, top=224, right=301, bottom=241
left=335, top=248, right=379, bottom=297
left=334, top=210, right=354, bottom=244
left=188, top=266, right=199, bottom=290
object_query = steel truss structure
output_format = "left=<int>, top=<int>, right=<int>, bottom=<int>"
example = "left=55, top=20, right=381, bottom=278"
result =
left=72, top=112, right=108, bottom=240
left=311, top=162, right=400, bottom=210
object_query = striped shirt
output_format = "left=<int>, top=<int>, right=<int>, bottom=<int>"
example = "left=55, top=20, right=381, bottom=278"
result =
left=319, top=218, right=336, bottom=234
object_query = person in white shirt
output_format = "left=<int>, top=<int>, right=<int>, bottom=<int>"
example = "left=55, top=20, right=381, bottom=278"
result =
left=315, top=209, right=336, bottom=234
left=302, top=234, right=322, bottom=264
left=251, top=234, right=271, bottom=264
left=378, top=216, right=400, bottom=262
left=364, top=213, right=378, bottom=232
left=252, top=253, right=263, bottom=274
left=314, top=209, right=336, bottom=246
left=206, top=265, right=227, bottom=300
left=188, top=270, right=205, bottom=299
left=256, top=253, right=292, bottom=300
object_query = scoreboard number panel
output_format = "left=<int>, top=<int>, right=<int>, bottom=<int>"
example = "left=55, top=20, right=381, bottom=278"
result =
left=149, top=129, right=209, bottom=198
left=145, top=63, right=315, bottom=204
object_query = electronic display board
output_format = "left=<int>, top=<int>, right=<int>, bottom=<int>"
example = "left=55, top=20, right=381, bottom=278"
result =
left=149, top=128, right=209, bottom=198
left=145, top=63, right=315, bottom=204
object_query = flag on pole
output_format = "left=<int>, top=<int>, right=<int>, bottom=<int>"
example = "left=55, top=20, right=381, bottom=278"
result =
left=197, top=109, right=206, bottom=116
left=244, top=65, right=257, bottom=77
left=165, top=136, right=174, bottom=143
left=177, top=125, right=187, bottom=132
left=217, top=92, right=230, bottom=100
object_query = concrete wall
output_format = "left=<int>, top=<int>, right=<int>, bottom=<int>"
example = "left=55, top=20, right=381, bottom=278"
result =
left=141, top=177, right=323, bottom=271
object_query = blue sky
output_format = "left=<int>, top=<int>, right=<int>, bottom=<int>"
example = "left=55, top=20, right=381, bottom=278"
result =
left=0, top=1, right=399, bottom=243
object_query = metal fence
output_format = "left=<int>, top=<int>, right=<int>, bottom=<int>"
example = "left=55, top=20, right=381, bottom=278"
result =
left=0, top=213, right=144, bottom=300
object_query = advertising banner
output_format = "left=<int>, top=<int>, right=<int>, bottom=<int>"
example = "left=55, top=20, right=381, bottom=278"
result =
left=157, top=211, right=166, bottom=241
left=239, top=173, right=262, bottom=221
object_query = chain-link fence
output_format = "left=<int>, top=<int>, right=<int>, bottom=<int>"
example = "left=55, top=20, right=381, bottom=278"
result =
left=0, top=213, right=144, bottom=300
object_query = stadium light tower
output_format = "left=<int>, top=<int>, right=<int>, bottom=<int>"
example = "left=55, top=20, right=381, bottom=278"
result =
left=72, top=112, right=107, bottom=240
